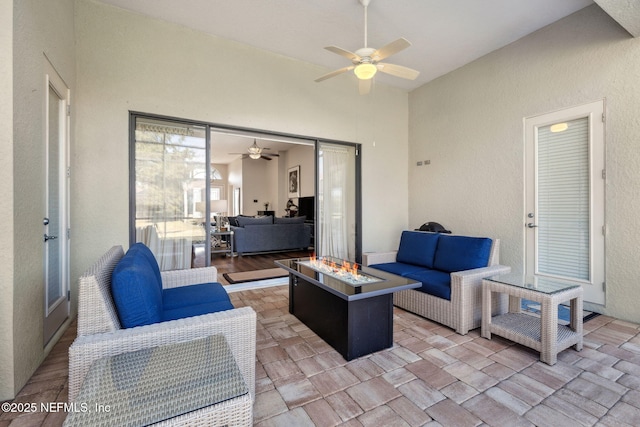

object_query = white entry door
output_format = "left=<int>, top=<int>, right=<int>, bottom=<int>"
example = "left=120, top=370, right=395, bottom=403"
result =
left=525, top=100, right=605, bottom=305
left=43, top=59, right=70, bottom=344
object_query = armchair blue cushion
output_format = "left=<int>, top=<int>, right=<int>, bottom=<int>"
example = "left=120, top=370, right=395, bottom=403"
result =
left=111, top=244, right=233, bottom=329
left=111, top=248, right=163, bottom=328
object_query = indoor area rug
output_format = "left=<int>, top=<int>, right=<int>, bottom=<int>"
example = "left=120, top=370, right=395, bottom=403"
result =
left=223, top=268, right=288, bottom=284
left=521, top=299, right=600, bottom=325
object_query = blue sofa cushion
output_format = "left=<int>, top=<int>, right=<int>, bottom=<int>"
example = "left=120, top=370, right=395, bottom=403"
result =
left=236, top=215, right=273, bottom=226
left=405, top=269, right=453, bottom=300
left=126, top=243, right=162, bottom=291
left=369, top=262, right=429, bottom=277
left=433, top=235, right=492, bottom=273
left=162, top=300, right=235, bottom=322
left=274, top=216, right=306, bottom=224
left=111, top=248, right=163, bottom=328
left=163, top=282, right=232, bottom=311
left=396, top=231, right=440, bottom=268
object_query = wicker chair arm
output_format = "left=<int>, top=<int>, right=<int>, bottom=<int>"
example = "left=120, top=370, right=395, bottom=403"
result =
left=161, top=266, right=218, bottom=289
left=68, top=306, right=256, bottom=402
left=362, top=251, right=397, bottom=266
left=451, top=264, right=511, bottom=287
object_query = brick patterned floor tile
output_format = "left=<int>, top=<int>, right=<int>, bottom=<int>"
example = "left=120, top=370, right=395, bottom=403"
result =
left=622, top=389, right=640, bottom=409
left=524, top=403, right=583, bottom=427
left=419, top=348, right=459, bottom=368
left=520, top=363, right=578, bottom=390
left=551, top=388, right=608, bottom=418
left=397, top=379, right=446, bottom=410
left=388, top=396, right=433, bottom=426
left=443, top=361, right=498, bottom=392
left=509, top=372, right=555, bottom=398
left=391, top=346, right=422, bottom=364
left=257, top=345, right=288, bottom=364
left=325, top=390, right=364, bottom=422
left=397, top=336, right=433, bottom=354
left=284, top=342, right=317, bottom=361
left=382, top=367, right=417, bottom=388
left=296, top=356, right=327, bottom=377
left=484, top=386, right=531, bottom=415
left=445, top=345, right=495, bottom=370
left=345, top=377, right=402, bottom=412
left=440, top=380, right=479, bottom=404
left=497, top=378, right=545, bottom=406
left=308, top=366, right=360, bottom=396
left=406, top=359, right=458, bottom=389
left=262, top=358, right=302, bottom=381
left=482, top=361, right=517, bottom=381
left=369, top=350, right=408, bottom=372
left=489, top=346, right=538, bottom=371
left=462, top=393, right=532, bottom=427
left=426, top=398, right=481, bottom=427
left=254, top=389, right=289, bottom=423
left=254, top=406, right=315, bottom=427
left=303, top=398, right=343, bottom=427
left=609, top=401, right=640, bottom=425
left=564, top=377, right=623, bottom=408
left=579, top=370, right=629, bottom=395
left=313, top=351, right=347, bottom=370
left=345, top=358, right=386, bottom=382
left=357, top=405, right=411, bottom=427
left=276, top=377, right=322, bottom=408
left=542, top=394, right=600, bottom=426
left=575, top=358, right=624, bottom=381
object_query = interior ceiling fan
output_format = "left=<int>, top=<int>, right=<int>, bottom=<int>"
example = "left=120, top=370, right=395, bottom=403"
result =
left=230, top=139, right=279, bottom=160
left=315, top=0, right=420, bottom=95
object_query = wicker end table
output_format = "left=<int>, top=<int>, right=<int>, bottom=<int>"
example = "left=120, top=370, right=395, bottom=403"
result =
left=64, top=335, right=252, bottom=426
left=481, top=274, right=583, bottom=365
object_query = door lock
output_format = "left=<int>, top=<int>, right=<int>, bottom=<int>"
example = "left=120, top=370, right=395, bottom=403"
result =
left=43, top=217, right=50, bottom=225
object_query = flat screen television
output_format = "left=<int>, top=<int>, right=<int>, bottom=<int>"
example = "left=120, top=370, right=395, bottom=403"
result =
left=297, top=196, right=315, bottom=222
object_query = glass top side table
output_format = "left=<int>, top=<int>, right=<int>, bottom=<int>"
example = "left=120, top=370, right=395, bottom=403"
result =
left=481, top=274, right=583, bottom=365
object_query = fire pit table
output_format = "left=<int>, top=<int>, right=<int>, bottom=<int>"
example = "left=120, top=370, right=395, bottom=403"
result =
left=275, top=257, right=420, bottom=361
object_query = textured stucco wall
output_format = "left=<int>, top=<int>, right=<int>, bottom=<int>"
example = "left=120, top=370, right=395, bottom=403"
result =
left=72, top=0, right=409, bottom=288
left=409, top=5, right=640, bottom=322
left=0, top=0, right=15, bottom=401
left=8, top=0, right=76, bottom=398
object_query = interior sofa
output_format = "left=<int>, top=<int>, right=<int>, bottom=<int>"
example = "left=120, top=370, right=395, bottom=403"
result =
left=229, top=215, right=311, bottom=255
left=68, top=244, right=256, bottom=403
left=364, top=230, right=510, bottom=335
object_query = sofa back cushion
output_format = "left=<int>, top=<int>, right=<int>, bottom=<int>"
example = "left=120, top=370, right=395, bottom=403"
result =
left=396, top=231, right=440, bottom=268
left=111, top=246, right=163, bottom=328
left=433, top=235, right=492, bottom=273
left=236, top=215, right=273, bottom=227
left=274, top=216, right=306, bottom=224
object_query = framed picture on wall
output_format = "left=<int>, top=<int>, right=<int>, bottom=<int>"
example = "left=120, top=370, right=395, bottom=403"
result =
left=288, top=165, right=300, bottom=198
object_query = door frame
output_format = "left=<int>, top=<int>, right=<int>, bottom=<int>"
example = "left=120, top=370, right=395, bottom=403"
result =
left=524, top=99, right=606, bottom=306
left=43, top=57, right=70, bottom=344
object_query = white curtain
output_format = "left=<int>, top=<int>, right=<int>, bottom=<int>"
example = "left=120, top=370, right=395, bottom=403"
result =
left=318, top=144, right=355, bottom=260
left=136, top=225, right=192, bottom=271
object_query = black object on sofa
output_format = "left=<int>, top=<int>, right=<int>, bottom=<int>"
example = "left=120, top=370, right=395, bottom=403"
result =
left=229, top=215, right=312, bottom=255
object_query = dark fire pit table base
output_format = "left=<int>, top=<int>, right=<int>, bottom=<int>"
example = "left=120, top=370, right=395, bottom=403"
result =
left=276, top=258, right=420, bottom=361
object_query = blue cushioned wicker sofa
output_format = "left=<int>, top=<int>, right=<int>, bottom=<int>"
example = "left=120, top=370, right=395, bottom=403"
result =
left=363, top=231, right=511, bottom=335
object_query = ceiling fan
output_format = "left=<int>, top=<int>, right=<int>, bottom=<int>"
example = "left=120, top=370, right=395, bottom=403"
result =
left=315, top=0, right=420, bottom=95
left=230, top=139, right=279, bottom=160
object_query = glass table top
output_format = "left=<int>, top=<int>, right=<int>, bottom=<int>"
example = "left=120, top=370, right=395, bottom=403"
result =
left=485, top=273, right=582, bottom=295
left=276, top=257, right=420, bottom=301
left=64, top=335, right=248, bottom=426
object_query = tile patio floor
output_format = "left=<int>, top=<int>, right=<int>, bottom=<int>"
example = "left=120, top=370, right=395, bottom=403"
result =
left=3, top=284, right=640, bottom=426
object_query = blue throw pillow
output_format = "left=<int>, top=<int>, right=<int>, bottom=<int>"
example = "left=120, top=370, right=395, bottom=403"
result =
left=111, top=249, right=163, bottom=328
left=433, top=235, right=492, bottom=273
left=396, top=231, right=440, bottom=268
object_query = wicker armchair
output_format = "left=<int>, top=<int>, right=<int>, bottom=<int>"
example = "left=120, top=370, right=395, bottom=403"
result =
left=68, top=246, right=256, bottom=403
left=364, top=238, right=510, bottom=335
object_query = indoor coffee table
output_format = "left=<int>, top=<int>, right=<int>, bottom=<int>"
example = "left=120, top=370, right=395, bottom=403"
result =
left=276, top=257, right=420, bottom=361
left=481, top=274, right=583, bottom=365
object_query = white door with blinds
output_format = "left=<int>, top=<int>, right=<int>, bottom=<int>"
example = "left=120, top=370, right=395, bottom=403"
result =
left=525, top=100, right=605, bottom=305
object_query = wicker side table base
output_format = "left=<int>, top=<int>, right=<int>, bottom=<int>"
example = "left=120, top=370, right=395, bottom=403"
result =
left=482, top=278, right=583, bottom=365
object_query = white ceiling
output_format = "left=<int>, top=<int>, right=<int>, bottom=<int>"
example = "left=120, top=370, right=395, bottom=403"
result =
left=97, top=0, right=594, bottom=91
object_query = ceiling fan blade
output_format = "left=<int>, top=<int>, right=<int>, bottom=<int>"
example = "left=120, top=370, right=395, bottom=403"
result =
left=260, top=155, right=272, bottom=161
left=315, top=66, right=355, bottom=82
left=324, top=46, right=360, bottom=62
left=377, top=63, right=420, bottom=80
left=359, top=78, right=372, bottom=95
left=372, top=38, right=411, bottom=61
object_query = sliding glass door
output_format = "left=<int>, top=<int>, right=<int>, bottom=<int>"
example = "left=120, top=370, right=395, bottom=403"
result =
left=131, top=117, right=208, bottom=270
left=317, top=142, right=361, bottom=263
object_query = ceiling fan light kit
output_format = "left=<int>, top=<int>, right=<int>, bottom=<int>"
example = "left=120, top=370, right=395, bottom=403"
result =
left=315, top=0, right=419, bottom=94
